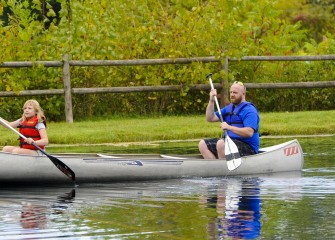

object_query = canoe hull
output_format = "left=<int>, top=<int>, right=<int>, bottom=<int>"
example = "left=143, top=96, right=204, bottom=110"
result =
left=0, top=139, right=304, bottom=184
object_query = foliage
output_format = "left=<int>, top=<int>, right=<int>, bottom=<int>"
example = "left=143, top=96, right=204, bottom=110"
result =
left=0, top=0, right=334, bottom=121
left=279, top=0, right=335, bottom=42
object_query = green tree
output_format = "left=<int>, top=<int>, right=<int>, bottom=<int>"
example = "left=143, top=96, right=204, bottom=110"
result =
left=0, top=0, right=334, bottom=120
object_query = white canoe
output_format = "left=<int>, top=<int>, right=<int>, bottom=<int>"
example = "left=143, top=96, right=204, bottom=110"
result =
left=0, top=139, right=304, bottom=185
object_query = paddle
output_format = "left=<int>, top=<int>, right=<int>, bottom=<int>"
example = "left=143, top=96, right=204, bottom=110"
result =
left=206, top=73, right=242, bottom=170
left=0, top=118, right=75, bottom=181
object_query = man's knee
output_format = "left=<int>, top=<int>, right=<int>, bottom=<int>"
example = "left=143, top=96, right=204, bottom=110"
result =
left=199, top=139, right=206, bottom=150
left=216, top=139, right=225, bottom=148
left=216, top=139, right=225, bottom=158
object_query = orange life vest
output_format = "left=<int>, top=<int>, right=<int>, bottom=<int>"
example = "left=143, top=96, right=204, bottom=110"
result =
left=18, top=116, right=46, bottom=150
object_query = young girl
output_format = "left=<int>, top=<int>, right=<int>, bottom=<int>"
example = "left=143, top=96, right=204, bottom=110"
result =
left=0, top=99, right=49, bottom=156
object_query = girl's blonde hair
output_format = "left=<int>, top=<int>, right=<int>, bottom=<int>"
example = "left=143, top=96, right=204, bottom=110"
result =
left=22, top=99, right=46, bottom=123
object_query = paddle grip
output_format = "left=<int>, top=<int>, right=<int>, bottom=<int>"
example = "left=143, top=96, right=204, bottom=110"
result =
left=206, top=75, right=224, bottom=123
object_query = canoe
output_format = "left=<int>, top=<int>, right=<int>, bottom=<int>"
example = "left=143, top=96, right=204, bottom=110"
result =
left=0, top=139, right=304, bottom=185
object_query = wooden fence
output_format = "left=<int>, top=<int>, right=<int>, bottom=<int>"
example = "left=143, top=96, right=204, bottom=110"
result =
left=1, top=54, right=335, bottom=123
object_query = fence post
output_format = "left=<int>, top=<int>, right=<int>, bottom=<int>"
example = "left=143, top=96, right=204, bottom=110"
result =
left=221, top=57, right=229, bottom=106
left=62, top=54, right=73, bottom=123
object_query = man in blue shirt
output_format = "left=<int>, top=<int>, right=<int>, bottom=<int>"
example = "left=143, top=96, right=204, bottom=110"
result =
left=199, top=81, right=260, bottom=159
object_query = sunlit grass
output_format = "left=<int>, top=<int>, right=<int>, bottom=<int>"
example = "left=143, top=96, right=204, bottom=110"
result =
left=48, top=116, right=220, bottom=144
left=260, top=110, right=335, bottom=135
left=0, top=110, right=334, bottom=147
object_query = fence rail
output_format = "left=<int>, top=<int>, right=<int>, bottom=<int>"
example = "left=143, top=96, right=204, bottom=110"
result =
left=1, top=54, right=335, bottom=123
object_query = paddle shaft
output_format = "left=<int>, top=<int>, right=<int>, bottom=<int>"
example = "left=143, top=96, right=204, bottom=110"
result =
left=208, top=76, right=224, bottom=123
left=0, top=118, right=75, bottom=181
left=207, top=74, right=229, bottom=139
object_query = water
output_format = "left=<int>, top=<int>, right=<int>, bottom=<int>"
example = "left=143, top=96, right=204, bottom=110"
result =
left=0, top=136, right=334, bottom=239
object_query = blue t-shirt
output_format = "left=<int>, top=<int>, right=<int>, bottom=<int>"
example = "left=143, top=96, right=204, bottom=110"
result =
left=215, top=102, right=260, bottom=153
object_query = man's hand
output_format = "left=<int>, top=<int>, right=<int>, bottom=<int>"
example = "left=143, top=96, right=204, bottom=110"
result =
left=220, top=122, right=230, bottom=131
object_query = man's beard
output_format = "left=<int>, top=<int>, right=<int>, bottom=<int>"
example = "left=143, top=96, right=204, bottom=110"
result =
left=230, top=96, right=242, bottom=105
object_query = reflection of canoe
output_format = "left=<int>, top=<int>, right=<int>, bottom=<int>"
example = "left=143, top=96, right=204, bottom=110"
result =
left=0, top=139, right=304, bottom=184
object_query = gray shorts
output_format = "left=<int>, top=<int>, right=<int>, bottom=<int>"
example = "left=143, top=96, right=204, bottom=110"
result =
left=204, top=138, right=255, bottom=158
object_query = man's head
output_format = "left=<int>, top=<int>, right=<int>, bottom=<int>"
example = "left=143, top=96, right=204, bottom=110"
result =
left=230, top=81, right=246, bottom=105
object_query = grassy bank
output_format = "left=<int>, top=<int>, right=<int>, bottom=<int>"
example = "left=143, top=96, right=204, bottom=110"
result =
left=0, top=110, right=334, bottom=146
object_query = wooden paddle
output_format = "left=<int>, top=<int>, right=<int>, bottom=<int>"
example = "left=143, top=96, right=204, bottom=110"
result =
left=206, top=73, right=242, bottom=170
left=0, top=118, right=75, bottom=181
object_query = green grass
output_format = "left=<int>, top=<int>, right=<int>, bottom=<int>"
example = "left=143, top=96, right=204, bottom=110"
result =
left=0, top=110, right=334, bottom=147
left=260, top=110, right=335, bottom=136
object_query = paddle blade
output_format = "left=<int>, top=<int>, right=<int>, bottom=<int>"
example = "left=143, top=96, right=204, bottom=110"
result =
left=48, top=154, right=76, bottom=181
left=225, top=136, right=242, bottom=171
left=32, top=142, right=75, bottom=181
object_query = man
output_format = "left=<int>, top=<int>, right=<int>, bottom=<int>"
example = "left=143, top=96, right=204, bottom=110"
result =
left=198, top=81, right=260, bottom=159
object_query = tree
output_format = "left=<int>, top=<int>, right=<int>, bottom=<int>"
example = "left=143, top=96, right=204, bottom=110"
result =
left=0, top=0, right=334, bottom=120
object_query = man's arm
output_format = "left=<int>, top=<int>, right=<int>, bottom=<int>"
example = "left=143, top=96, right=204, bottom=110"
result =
left=221, top=122, right=254, bottom=138
left=220, top=111, right=259, bottom=138
left=206, top=89, right=220, bottom=122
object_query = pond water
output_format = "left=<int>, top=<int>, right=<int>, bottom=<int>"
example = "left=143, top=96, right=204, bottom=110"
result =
left=0, top=136, right=334, bottom=239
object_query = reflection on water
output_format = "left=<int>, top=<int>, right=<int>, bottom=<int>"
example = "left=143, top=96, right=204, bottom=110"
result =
left=0, top=170, right=334, bottom=239
left=202, top=178, right=261, bottom=239
left=0, top=136, right=334, bottom=239
left=20, top=189, right=75, bottom=230
left=20, top=203, right=47, bottom=229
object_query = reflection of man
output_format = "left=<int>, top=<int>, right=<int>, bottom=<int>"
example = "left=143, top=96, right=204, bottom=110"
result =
left=201, top=185, right=226, bottom=239
left=226, top=179, right=261, bottom=239
left=202, top=179, right=261, bottom=239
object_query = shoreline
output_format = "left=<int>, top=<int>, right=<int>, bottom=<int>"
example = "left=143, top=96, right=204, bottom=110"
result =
left=46, top=134, right=335, bottom=148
